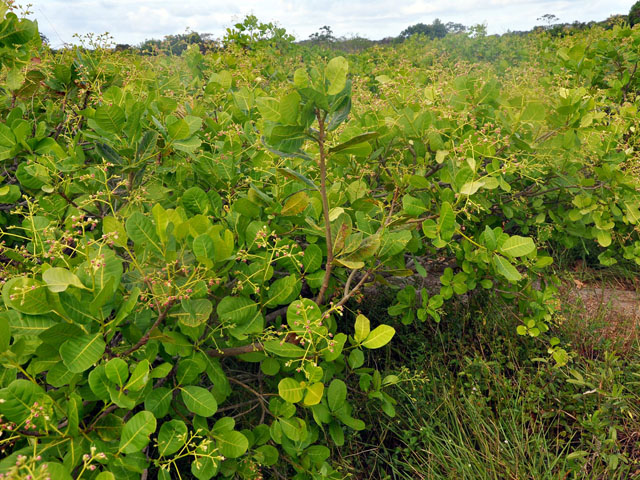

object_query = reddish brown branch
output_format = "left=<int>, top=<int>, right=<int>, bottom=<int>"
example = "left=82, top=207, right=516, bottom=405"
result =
left=118, top=300, right=174, bottom=357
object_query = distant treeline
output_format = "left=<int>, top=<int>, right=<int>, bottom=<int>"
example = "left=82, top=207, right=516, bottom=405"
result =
left=44, top=10, right=634, bottom=55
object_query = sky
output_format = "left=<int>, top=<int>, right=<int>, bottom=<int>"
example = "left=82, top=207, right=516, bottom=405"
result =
left=26, top=0, right=636, bottom=48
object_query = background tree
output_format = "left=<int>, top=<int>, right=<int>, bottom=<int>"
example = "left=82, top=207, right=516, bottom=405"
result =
left=400, top=19, right=448, bottom=39
left=537, top=14, right=560, bottom=28
left=445, top=22, right=467, bottom=34
left=138, top=30, right=217, bottom=55
left=630, top=1, right=640, bottom=26
left=223, top=15, right=294, bottom=51
left=309, top=25, right=336, bottom=44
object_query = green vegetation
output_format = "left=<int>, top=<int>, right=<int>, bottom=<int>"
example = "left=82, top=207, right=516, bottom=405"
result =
left=341, top=290, right=640, bottom=478
left=0, top=2, right=639, bottom=479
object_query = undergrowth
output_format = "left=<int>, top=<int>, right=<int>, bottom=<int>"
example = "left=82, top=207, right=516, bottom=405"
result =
left=339, top=289, right=640, bottom=479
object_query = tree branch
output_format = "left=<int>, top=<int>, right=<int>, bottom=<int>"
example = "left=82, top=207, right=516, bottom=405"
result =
left=118, top=300, right=175, bottom=357
left=315, top=110, right=333, bottom=305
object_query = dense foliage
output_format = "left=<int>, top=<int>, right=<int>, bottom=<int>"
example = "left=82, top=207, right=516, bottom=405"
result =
left=631, top=2, right=640, bottom=27
left=0, top=3, right=639, bottom=478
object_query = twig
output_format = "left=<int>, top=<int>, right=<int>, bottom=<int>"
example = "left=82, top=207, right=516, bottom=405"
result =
left=85, top=404, right=119, bottom=432
left=227, top=377, right=269, bottom=424
left=337, top=270, right=372, bottom=308
left=207, top=342, right=264, bottom=358
left=265, top=306, right=288, bottom=322
left=118, top=300, right=175, bottom=357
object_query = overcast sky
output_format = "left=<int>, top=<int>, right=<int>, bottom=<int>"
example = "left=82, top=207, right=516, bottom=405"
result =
left=27, top=0, right=635, bottom=48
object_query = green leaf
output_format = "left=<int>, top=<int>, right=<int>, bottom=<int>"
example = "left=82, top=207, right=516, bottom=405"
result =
left=158, top=419, right=188, bottom=457
left=192, top=234, right=215, bottom=260
left=278, top=377, right=305, bottom=403
left=265, top=275, right=297, bottom=307
left=362, top=325, right=395, bottom=349
left=305, top=445, right=330, bottom=466
left=279, top=416, right=307, bottom=441
left=0, top=122, right=16, bottom=147
left=348, top=349, right=364, bottom=368
left=125, top=359, right=150, bottom=391
left=182, top=187, right=211, bottom=215
left=181, top=386, right=218, bottom=417
left=42, top=267, right=85, bottom=293
left=354, top=314, right=370, bottom=343
left=342, top=234, right=380, bottom=262
left=60, top=333, right=106, bottom=373
left=595, top=229, right=612, bottom=247
left=105, top=357, right=129, bottom=387
left=217, top=296, right=257, bottom=324
left=303, top=382, right=324, bottom=406
left=438, top=202, right=455, bottom=241
left=286, top=298, right=322, bottom=332
left=96, top=142, right=123, bottom=165
left=483, top=226, right=497, bottom=250
left=255, top=445, right=279, bottom=466
left=325, top=56, right=349, bottom=95
left=145, top=387, right=173, bottom=418
left=167, top=118, right=190, bottom=140
left=102, top=216, right=128, bottom=247
left=256, top=97, right=280, bottom=121
left=281, top=191, right=309, bottom=216
left=294, top=68, right=309, bottom=88
left=263, top=340, right=306, bottom=358
left=2, top=277, right=52, bottom=315
left=0, top=314, right=10, bottom=352
left=178, top=298, right=213, bottom=327
left=303, top=244, right=323, bottom=272
left=500, top=235, right=536, bottom=257
left=173, top=136, right=201, bottom=153
left=95, top=473, right=116, bottom=480
left=327, top=379, right=346, bottom=412
left=216, top=430, right=248, bottom=458
left=279, top=91, right=301, bottom=124
left=0, top=380, right=44, bottom=423
left=277, top=167, right=319, bottom=191
left=113, top=287, right=141, bottom=327
left=402, top=195, right=427, bottom=216
left=118, top=410, right=157, bottom=454
left=126, top=212, right=162, bottom=253
left=329, top=132, right=378, bottom=153
left=94, top=105, right=125, bottom=133
left=88, top=365, right=110, bottom=400
left=460, top=181, right=484, bottom=195
left=493, top=254, right=522, bottom=282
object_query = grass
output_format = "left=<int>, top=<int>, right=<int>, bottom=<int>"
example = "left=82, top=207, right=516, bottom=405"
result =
left=338, top=287, right=640, bottom=479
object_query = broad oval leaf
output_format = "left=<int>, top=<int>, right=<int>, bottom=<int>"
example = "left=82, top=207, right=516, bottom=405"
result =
left=354, top=314, right=370, bottom=343
left=327, top=379, right=346, bottom=412
left=42, top=267, right=85, bottom=293
left=181, top=385, right=218, bottom=417
left=216, top=430, right=249, bottom=459
left=126, top=212, right=162, bottom=252
left=278, top=377, right=304, bottom=403
left=281, top=191, right=309, bottom=216
left=361, top=325, right=395, bottom=349
left=493, top=254, right=523, bottom=282
left=500, top=235, right=536, bottom=258
left=60, top=333, right=106, bottom=373
left=105, top=357, right=129, bottom=387
left=2, top=277, right=52, bottom=315
left=158, top=419, right=188, bottom=456
left=325, top=56, right=348, bottom=95
left=119, top=410, right=157, bottom=454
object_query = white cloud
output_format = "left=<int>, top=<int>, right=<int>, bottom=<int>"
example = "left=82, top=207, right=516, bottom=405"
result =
left=28, top=0, right=635, bottom=48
